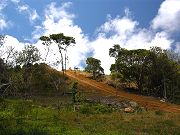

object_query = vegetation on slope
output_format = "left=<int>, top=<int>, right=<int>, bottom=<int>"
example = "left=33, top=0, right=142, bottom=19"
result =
left=0, top=97, right=180, bottom=135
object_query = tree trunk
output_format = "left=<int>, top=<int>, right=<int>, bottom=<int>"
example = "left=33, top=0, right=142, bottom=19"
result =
left=58, top=48, right=64, bottom=76
left=93, top=71, right=96, bottom=80
left=65, top=53, right=67, bottom=72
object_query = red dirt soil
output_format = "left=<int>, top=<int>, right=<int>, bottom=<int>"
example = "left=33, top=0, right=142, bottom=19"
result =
left=66, top=71, right=180, bottom=113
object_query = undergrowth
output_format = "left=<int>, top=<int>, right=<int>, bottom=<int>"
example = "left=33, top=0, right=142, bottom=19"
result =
left=0, top=97, right=179, bottom=135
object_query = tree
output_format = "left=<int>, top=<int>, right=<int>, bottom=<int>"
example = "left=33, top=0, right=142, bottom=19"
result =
left=40, top=33, right=76, bottom=76
left=149, top=47, right=179, bottom=100
left=110, top=45, right=152, bottom=93
left=109, top=45, right=180, bottom=102
left=39, top=36, right=52, bottom=62
left=16, top=45, right=41, bottom=66
left=85, top=57, right=104, bottom=79
left=14, top=45, right=41, bottom=96
left=0, top=58, right=8, bottom=84
left=0, top=35, right=5, bottom=47
left=0, top=58, right=10, bottom=97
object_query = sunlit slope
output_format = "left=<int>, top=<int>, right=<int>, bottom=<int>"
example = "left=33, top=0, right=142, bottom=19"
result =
left=66, top=71, right=180, bottom=113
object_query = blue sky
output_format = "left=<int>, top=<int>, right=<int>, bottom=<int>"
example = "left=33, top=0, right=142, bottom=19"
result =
left=0, top=0, right=180, bottom=74
left=1, top=0, right=164, bottom=41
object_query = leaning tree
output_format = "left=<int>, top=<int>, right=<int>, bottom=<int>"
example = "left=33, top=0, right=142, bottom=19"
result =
left=40, top=33, right=76, bottom=76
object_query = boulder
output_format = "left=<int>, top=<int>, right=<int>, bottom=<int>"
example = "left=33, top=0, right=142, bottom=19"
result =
left=124, top=107, right=134, bottom=113
left=129, top=101, right=138, bottom=108
left=122, top=102, right=129, bottom=108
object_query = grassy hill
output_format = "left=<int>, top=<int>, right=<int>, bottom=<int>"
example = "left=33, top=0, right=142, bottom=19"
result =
left=1, top=97, right=180, bottom=135
left=1, top=65, right=180, bottom=135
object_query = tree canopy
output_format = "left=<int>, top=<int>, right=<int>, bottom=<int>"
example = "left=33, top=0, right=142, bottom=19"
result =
left=16, top=45, right=41, bottom=66
left=40, top=33, right=76, bottom=75
left=85, top=57, right=104, bottom=79
left=109, top=44, right=180, bottom=102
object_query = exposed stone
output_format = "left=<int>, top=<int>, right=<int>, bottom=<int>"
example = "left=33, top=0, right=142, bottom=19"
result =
left=129, top=101, right=138, bottom=108
left=122, top=102, right=129, bottom=108
left=124, top=107, right=134, bottom=113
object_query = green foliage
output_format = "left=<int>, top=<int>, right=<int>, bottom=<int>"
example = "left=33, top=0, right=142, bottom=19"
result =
left=0, top=98, right=180, bottom=135
left=85, top=57, right=104, bottom=79
left=49, top=33, right=76, bottom=46
left=79, top=103, right=112, bottom=114
left=16, top=45, right=41, bottom=66
left=71, top=82, right=78, bottom=103
left=109, top=45, right=180, bottom=102
left=0, top=58, right=8, bottom=84
left=8, top=63, right=68, bottom=96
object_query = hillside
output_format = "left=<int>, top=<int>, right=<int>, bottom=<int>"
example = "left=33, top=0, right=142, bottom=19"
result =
left=66, top=70, right=180, bottom=113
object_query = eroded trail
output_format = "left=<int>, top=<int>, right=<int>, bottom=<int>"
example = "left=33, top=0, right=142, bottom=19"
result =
left=66, top=71, right=180, bottom=113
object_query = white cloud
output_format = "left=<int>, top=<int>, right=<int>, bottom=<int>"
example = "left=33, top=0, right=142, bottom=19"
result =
left=33, top=2, right=91, bottom=70
left=17, top=4, right=39, bottom=24
left=152, top=0, right=180, bottom=33
left=30, top=10, right=39, bottom=22
left=0, top=14, right=12, bottom=30
left=0, top=35, right=24, bottom=64
left=0, top=0, right=10, bottom=30
left=0, top=0, right=8, bottom=11
left=0, top=19, right=7, bottom=30
left=10, top=0, right=20, bottom=3
left=18, top=4, right=28, bottom=11
left=2, top=1, right=178, bottom=75
left=90, top=9, right=173, bottom=74
left=98, top=14, right=138, bottom=38
left=175, top=42, right=180, bottom=55
left=30, top=2, right=175, bottom=74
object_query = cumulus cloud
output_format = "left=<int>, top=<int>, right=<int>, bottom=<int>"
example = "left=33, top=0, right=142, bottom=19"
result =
left=90, top=8, right=173, bottom=74
left=33, top=2, right=91, bottom=70
left=152, top=0, right=180, bottom=33
left=0, top=35, right=24, bottom=64
left=98, top=14, right=138, bottom=39
left=2, top=1, right=179, bottom=74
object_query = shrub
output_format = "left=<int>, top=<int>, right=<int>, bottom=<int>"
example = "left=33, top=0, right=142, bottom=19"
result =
left=93, top=104, right=112, bottom=114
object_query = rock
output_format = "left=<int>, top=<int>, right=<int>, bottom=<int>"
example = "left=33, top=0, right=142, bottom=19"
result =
left=124, top=107, right=134, bottom=113
left=129, top=101, right=138, bottom=108
left=116, top=102, right=122, bottom=108
left=160, top=98, right=166, bottom=102
left=122, top=102, right=129, bottom=108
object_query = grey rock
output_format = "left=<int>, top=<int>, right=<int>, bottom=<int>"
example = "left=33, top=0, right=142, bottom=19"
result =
left=129, top=101, right=138, bottom=108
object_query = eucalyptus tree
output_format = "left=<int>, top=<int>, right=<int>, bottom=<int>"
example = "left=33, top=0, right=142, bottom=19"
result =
left=40, top=33, right=76, bottom=75
left=39, top=36, right=52, bottom=62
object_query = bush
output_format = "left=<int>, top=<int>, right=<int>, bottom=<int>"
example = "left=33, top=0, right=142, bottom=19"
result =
left=93, top=104, right=112, bottom=114
left=79, top=103, right=112, bottom=115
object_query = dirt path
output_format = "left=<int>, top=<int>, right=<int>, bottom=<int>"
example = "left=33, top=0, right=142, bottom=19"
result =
left=66, top=71, right=180, bottom=113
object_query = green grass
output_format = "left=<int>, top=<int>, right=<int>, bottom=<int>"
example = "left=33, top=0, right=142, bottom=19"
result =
left=0, top=97, right=180, bottom=135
